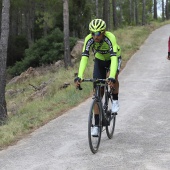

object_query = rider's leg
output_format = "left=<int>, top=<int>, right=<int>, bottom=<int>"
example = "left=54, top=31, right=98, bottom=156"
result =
left=112, top=73, right=119, bottom=99
left=111, top=55, right=121, bottom=112
left=93, top=85, right=104, bottom=125
left=93, top=58, right=106, bottom=125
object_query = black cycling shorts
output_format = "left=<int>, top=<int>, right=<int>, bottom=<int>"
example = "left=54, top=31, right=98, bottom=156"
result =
left=93, top=56, right=121, bottom=79
left=93, top=57, right=121, bottom=88
left=93, top=58, right=111, bottom=79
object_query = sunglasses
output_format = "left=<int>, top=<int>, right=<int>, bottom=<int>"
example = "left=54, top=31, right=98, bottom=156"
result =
left=91, top=31, right=103, bottom=36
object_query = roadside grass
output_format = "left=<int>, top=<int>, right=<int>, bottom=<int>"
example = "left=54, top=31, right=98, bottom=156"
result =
left=1, top=20, right=170, bottom=149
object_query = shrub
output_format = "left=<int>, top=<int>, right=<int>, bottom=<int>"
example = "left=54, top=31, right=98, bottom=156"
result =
left=7, top=28, right=77, bottom=76
left=7, top=35, right=29, bottom=66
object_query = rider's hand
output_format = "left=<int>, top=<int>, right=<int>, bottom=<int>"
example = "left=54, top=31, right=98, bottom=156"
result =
left=74, top=77, right=81, bottom=87
left=107, top=78, right=116, bottom=88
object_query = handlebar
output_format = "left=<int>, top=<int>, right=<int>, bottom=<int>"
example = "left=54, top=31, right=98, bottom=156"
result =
left=82, top=78, right=107, bottom=82
left=76, top=78, right=107, bottom=90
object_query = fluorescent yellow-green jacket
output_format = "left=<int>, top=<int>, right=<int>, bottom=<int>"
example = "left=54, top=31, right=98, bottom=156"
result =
left=78, top=31, right=121, bottom=79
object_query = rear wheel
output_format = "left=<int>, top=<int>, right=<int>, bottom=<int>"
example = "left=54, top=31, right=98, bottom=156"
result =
left=106, top=111, right=116, bottom=139
left=88, top=99, right=102, bottom=154
left=106, top=97, right=116, bottom=139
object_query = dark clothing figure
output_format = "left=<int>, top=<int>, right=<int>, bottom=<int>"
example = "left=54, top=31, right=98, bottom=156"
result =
left=167, top=36, right=170, bottom=60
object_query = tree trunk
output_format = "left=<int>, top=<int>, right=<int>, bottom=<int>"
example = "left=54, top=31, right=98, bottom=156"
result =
left=96, top=0, right=99, bottom=18
left=162, top=0, right=165, bottom=21
left=166, top=0, right=169, bottom=20
left=129, top=0, right=132, bottom=24
left=103, top=0, right=109, bottom=30
left=142, top=0, right=146, bottom=25
left=134, top=0, right=139, bottom=25
left=0, top=0, right=10, bottom=123
left=118, top=1, right=122, bottom=26
left=41, top=2, right=48, bottom=36
left=112, top=0, right=117, bottom=29
left=154, top=0, right=157, bottom=20
left=25, top=0, right=35, bottom=47
left=63, top=0, right=72, bottom=68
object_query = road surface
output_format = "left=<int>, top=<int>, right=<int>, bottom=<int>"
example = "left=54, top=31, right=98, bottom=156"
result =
left=0, top=24, right=170, bottom=170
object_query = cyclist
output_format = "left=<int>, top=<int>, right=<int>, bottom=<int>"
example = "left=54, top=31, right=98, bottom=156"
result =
left=167, top=36, right=170, bottom=60
left=74, top=19, right=121, bottom=136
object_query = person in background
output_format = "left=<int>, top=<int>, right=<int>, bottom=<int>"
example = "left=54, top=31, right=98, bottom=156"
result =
left=167, top=36, right=170, bottom=60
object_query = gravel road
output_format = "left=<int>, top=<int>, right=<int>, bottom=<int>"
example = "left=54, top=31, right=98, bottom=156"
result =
left=0, top=24, right=170, bottom=170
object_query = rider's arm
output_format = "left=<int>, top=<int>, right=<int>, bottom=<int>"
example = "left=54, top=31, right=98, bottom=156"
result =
left=77, top=34, right=94, bottom=79
left=109, top=56, right=118, bottom=79
left=78, top=56, right=88, bottom=79
left=105, top=32, right=119, bottom=79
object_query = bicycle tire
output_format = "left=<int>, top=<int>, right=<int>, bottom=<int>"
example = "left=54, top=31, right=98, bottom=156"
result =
left=106, top=112, right=116, bottom=139
left=88, top=99, right=102, bottom=154
left=106, top=97, right=116, bottom=139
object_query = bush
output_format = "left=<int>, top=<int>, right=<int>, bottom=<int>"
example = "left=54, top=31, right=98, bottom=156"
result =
left=7, top=35, right=29, bottom=66
left=8, top=28, right=78, bottom=76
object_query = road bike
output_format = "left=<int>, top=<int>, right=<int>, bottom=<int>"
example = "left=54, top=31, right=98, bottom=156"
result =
left=78, top=78, right=117, bottom=154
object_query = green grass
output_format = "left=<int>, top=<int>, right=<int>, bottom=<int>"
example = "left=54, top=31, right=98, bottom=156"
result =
left=1, top=20, right=170, bottom=150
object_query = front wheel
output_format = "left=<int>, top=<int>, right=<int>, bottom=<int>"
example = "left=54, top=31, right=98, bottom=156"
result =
left=88, top=99, right=102, bottom=154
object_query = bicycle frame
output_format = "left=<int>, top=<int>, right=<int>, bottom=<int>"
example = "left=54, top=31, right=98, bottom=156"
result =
left=80, top=79, right=110, bottom=126
left=77, top=78, right=116, bottom=153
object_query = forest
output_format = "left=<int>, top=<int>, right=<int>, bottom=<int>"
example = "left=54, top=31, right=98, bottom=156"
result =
left=3, top=0, right=170, bottom=75
left=0, top=0, right=170, bottom=122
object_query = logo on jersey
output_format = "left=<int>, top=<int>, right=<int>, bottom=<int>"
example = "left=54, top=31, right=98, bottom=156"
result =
left=85, top=38, right=94, bottom=51
left=104, top=37, right=113, bottom=51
